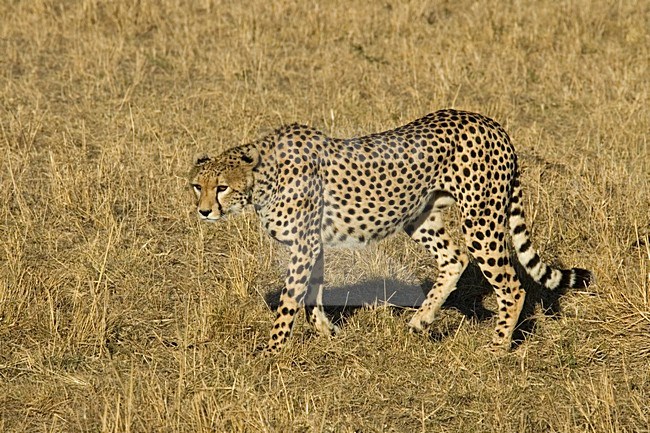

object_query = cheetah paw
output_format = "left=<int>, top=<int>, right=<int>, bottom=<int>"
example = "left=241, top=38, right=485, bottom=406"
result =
left=484, top=341, right=510, bottom=354
left=407, top=316, right=428, bottom=333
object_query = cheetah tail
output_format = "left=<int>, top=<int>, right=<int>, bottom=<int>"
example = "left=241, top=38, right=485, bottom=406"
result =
left=508, top=162, right=593, bottom=290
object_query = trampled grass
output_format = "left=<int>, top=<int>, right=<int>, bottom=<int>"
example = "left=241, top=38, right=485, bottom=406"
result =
left=1, top=1, right=648, bottom=432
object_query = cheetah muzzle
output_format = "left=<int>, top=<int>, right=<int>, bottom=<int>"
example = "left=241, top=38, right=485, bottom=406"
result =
left=190, top=109, right=593, bottom=355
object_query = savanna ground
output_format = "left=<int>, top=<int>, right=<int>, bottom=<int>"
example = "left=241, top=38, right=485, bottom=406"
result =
left=1, top=1, right=649, bottom=432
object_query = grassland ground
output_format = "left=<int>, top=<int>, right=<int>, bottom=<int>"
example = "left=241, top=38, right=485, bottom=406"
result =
left=1, top=1, right=649, bottom=432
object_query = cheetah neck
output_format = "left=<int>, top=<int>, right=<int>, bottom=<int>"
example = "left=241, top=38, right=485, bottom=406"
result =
left=250, top=134, right=278, bottom=211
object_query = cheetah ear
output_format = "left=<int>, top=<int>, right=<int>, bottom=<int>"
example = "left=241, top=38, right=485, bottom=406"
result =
left=238, top=144, right=260, bottom=168
left=193, top=153, right=212, bottom=167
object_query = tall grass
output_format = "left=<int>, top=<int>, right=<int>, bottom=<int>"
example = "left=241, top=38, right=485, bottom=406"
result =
left=1, top=0, right=648, bottom=431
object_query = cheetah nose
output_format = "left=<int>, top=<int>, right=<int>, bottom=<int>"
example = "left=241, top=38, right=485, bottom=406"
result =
left=198, top=209, right=211, bottom=217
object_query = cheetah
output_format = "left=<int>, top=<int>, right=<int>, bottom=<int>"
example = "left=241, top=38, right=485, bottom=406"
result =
left=190, top=109, right=593, bottom=354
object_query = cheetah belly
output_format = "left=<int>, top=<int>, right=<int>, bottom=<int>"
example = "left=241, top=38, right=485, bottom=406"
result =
left=320, top=188, right=433, bottom=249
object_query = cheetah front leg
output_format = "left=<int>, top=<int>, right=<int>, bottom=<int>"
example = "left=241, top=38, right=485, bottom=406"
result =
left=264, top=233, right=329, bottom=355
left=304, top=249, right=339, bottom=337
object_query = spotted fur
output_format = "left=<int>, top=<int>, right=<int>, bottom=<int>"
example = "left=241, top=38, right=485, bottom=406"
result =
left=190, top=109, right=593, bottom=354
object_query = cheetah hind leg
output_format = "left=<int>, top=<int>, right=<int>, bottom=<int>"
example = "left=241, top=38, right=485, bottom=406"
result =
left=407, top=210, right=469, bottom=333
left=304, top=250, right=340, bottom=337
left=461, top=219, right=526, bottom=352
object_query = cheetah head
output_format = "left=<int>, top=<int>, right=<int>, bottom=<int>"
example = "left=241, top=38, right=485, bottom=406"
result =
left=190, top=145, right=260, bottom=222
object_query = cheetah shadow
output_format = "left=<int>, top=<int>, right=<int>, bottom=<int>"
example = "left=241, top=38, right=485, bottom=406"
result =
left=264, top=255, right=571, bottom=346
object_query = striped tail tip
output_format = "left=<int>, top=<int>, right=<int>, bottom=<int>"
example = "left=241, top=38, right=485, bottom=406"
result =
left=572, top=268, right=594, bottom=288
left=560, top=267, right=594, bottom=289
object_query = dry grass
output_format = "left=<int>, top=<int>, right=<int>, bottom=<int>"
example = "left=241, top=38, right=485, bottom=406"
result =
left=1, top=0, right=649, bottom=432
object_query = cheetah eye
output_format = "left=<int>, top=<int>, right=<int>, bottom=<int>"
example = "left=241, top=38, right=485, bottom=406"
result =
left=192, top=184, right=202, bottom=193
left=216, top=185, right=228, bottom=193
